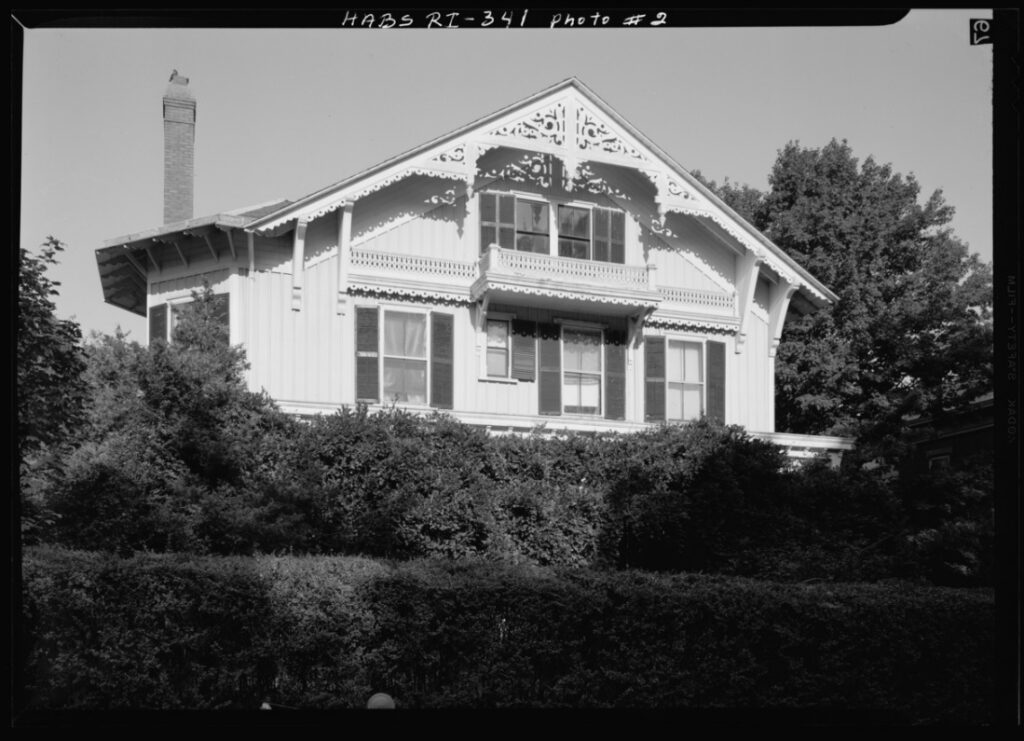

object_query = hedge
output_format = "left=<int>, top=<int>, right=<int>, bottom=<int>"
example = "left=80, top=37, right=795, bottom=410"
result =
left=19, top=547, right=995, bottom=721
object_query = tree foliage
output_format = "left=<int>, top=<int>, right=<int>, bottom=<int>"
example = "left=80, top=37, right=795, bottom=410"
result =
left=17, top=237, right=88, bottom=461
left=699, top=140, right=993, bottom=442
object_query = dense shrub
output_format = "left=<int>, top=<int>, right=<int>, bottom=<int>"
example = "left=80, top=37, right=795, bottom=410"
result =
left=20, top=548, right=995, bottom=721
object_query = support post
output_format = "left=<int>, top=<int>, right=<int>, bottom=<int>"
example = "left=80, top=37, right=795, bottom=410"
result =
left=735, top=251, right=762, bottom=354
left=336, top=203, right=352, bottom=314
left=291, top=218, right=308, bottom=311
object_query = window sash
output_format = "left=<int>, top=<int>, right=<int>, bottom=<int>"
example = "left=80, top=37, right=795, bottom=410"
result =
left=382, top=311, right=428, bottom=404
left=486, top=319, right=510, bottom=377
left=562, top=327, right=603, bottom=416
left=666, top=340, right=704, bottom=421
left=481, top=194, right=625, bottom=262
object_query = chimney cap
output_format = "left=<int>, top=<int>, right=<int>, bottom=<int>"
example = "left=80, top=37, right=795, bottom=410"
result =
left=164, top=70, right=194, bottom=101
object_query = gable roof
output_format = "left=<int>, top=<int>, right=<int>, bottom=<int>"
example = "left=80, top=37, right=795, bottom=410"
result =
left=245, top=77, right=838, bottom=306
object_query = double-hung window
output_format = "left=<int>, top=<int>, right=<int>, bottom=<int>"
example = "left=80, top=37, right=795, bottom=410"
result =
left=562, top=327, right=603, bottom=416
left=356, top=306, right=454, bottom=409
left=480, top=193, right=624, bottom=262
left=480, top=193, right=549, bottom=254
left=645, top=336, right=726, bottom=423
left=666, top=340, right=704, bottom=421
left=557, top=205, right=625, bottom=263
left=148, top=292, right=230, bottom=345
left=382, top=311, right=428, bottom=404
left=486, top=319, right=511, bottom=377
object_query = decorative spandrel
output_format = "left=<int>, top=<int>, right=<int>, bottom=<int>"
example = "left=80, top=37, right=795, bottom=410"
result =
left=432, top=144, right=466, bottom=164
left=479, top=151, right=557, bottom=190
left=488, top=103, right=566, bottom=147
left=575, top=108, right=647, bottom=162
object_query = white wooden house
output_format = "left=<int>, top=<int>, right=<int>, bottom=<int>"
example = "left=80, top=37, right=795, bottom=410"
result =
left=96, top=74, right=854, bottom=461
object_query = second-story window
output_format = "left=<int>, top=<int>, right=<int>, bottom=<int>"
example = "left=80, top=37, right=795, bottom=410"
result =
left=480, top=193, right=623, bottom=262
left=480, top=193, right=549, bottom=254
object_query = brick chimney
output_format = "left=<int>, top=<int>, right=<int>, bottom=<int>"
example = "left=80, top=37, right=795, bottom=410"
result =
left=163, top=70, right=195, bottom=224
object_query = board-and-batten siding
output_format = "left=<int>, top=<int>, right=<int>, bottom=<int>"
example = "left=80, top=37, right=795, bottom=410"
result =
left=731, top=310, right=772, bottom=432
left=650, top=245, right=731, bottom=294
left=354, top=201, right=467, bottom=261
left=245, top=258, right=342, bottom=407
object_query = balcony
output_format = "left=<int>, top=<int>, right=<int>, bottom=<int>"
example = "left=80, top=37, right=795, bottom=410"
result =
left=470, top=244, right=662, bottom=315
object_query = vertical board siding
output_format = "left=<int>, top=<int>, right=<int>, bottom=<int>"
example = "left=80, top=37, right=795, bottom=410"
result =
left=355, top=201, right=466, bottom=261
left=652, top=245, right=731, bottom=294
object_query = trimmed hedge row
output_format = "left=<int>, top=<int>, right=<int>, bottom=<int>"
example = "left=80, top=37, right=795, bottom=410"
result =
left=20, top=547, right=995, bottom=721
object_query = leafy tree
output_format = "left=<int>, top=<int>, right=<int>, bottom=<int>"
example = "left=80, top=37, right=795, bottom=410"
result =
left=18, top=237, right=89, bottom=542
left=17, top=237, right=88, bottom=461
left=46, top=284, right=296, bottom=554
left=700, top=141, right=993, bottom=442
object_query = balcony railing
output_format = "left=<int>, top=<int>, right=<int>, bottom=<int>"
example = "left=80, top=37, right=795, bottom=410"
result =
left=349, top=248, right=477, bottom=280
left=479, top=244, right=655, bottom=291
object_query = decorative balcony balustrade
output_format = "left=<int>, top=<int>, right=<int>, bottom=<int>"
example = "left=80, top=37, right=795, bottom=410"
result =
left=479, top=244, right=654, bottom=290
left=349, top=248, right=477, bottom=279
left=658, top=286, right=736, bottom=315
left=347, top=245, right=739, bottom=317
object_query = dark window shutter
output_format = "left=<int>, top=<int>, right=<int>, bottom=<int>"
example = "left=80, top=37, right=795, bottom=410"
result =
left=355, top=307, right=379, bottom=402
left=511, top=320, right=537, bottom=381
left=538, top=322, right=561, bottom=415
left=605, top=328, right=627, bottom=420
left=706, top=340, right=726, bottom=423
left=430, top=313, right=454, bottom=409
left=149, top=304, right=167, bottom=344
left=645, top=336, right=666, bottom=422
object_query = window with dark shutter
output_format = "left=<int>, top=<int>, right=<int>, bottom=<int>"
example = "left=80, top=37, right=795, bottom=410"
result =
left=149, top=304, right=168, bottom=344
left=538, top=322, right=561, bottom=415
left=511, top=319, right=537, bottom=381
left=706, top=340, right=726, bottom=423
left=645, top=336, right=666, bottom=422
left=431, top=313, right=454, bottom=410
left=605, top=328, right=627, bottom=420
left=355, top=307, right=380, bottom=402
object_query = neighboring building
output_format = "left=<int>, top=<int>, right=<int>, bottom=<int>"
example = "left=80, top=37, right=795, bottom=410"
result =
left=96, top=73, right=854, bottom=460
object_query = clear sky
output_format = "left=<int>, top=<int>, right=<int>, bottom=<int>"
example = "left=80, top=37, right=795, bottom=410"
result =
left=19, top=10, right=994, bottom=342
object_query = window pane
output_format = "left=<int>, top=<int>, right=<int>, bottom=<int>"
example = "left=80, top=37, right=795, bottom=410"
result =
left=384, top=312, right=426, bottom=358
left=516, top=201, right=549, bottom=234
left=487, top=348, right=508, bottom=377
left=558, top=206, right=589, bottom=238
left=498, top=227, right=515, bottom=249
left=481, top=225, right=496, bottom=250
left=683, top=342, right=702, bottom=383
left=667, top=341, right=683, bottom=382
left=667, top=383, right=684, bottom=420
left=611, top=211, right=625, bottom=241
left=610, top=241, right=625, bottom=264
left=564, top=373, right=601, bottom=415
left=384, top=358, right=427, bottom=403
left=564, top=329, right=601, bottom=372
left=593, top=236, right=609, bottom=262
left=594, top=208, right=609, bottom=237
left=487, top=320, right=508, bottom=348
left=498, top=194, right=515, bottom=225
left=517, top=234, right=549, bottom=253
left=480, top=194, right=495, bottom=222
left=682, top=384, right=702, bottom=420
left=559, top=238, right=588, bottom=259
